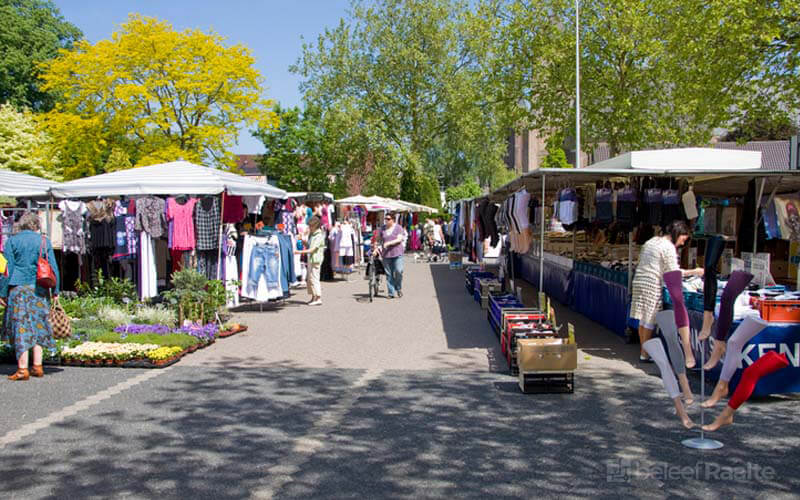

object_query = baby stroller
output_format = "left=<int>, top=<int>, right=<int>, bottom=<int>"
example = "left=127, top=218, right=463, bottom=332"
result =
left=365, top=248, right=386, bottom=302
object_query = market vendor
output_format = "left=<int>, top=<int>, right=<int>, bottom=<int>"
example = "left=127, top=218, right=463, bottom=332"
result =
left=630, top=221, right=703, bottom=364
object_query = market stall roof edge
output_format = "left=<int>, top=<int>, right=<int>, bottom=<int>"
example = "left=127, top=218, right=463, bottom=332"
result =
left=0, top=168, right=59, bottom=198
left=336, top=195, right=437, bottom=213
left=49, top=161, right=287, bottom=199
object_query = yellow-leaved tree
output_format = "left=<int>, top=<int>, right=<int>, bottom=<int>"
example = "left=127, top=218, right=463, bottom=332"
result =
left=37, top=14, right=278, bottom=179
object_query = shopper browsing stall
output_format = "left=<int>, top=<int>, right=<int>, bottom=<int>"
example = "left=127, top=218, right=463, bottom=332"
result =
left=381, top=213, right=407, bottom=299
left=0, top=213, right=60, bottom=381
left=295, top=216, right=325, bottom=306
left=630, top=221, right=703, bottom=365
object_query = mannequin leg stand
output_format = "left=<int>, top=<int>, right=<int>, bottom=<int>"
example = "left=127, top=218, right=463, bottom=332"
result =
left=655, top=311, right=694, bottom=404
left=642, top=338, right=693, bottom=429
left=683, top=336, right=723, bottom=449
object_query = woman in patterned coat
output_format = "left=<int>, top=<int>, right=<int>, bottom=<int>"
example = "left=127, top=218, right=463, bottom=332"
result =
left=1, top=213, right=60, bottom=381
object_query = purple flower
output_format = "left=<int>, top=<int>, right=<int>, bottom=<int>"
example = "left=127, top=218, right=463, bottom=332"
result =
left=174, top=323, right=219, bottom=342
left=113, top=322, right=218, bottom=343
left=114, top=323, right=172, bottom=335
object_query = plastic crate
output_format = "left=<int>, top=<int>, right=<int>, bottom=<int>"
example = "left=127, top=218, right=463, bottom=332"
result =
left=759, top=300, right=800, bottom=323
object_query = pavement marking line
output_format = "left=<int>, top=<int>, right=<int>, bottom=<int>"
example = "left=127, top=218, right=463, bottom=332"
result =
left=0, top=366, right=173, bottom=449
left=250, top=368, right=384, bottom=500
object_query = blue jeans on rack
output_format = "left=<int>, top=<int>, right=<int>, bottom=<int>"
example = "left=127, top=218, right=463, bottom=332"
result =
left=249, top=242, right=280, bottom=292
left=383, top=256, right=404, bottom=297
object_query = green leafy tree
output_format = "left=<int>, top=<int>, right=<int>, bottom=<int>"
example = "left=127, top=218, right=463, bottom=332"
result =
left=722, top=106, right=799, bottom=142
left=293, top=0, right=506, bottom=186
left=540, top=135, right=571, bottom=169
left=0, top=0, right=82, bottom=111
left=445, top=180, right=482, bottom=202
left=0, top=103, right=61, bottom=179
left=38, top=15, right=278, bottom=178
left=476, top=0, right=787, bottom=156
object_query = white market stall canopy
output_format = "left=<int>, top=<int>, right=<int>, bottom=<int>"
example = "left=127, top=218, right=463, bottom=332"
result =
left=0, top=169, right=59, bottom=198
left=337, top=195, right=437, bottom=213
left=487, top=148, right=800, bottom=202
left=50, top=161, right=287, bottom=199
left=287, top=192, right=334, bottom=203
left=586, top=147, right=762, bottom=171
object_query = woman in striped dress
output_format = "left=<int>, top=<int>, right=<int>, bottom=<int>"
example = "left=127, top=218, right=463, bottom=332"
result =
left=630, top=221, right=703, bottom=363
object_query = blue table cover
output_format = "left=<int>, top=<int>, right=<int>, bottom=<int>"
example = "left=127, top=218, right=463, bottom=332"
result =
left=685, top=309, right=800, bottom=396
left=571, top=271, right=630, bottom=337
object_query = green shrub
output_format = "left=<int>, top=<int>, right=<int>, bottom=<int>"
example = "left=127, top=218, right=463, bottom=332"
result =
left=75, top=269, right=137, bottom=305
left=89, top=331, right=123, bottom=343
left=132, top=305, right=177, bottom=327
left=97, top=305, right=132, bottom=328
left=60, top=296, right=115, bottom=319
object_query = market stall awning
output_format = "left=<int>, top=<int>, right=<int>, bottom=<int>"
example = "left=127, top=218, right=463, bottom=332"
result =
left=0, top=169, right=59, bottom=198
left=586, top=147, right=762, bottom=171
left=394, top=200, right=439, bottom=214
left=337, top=195, right=408, bottom=211
left=50, top=161, right=287, bottom=198
left=287, top=192, right=334, bottom=203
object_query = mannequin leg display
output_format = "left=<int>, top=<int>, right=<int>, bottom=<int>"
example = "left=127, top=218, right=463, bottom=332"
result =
left=704, top=271, right=754, bottom=370
left=643, top=338, right=694, bottom=429
left=655, top=311, right=693, bottom=404
left=638, top=324, right=654, bottom=361
left=663, top=270, right=695, bottom=369
left=703, top=351, right=789, bottom=431
left=699, top=236, right=724, bottom=340
left=702, top=317, right=769, bottom=407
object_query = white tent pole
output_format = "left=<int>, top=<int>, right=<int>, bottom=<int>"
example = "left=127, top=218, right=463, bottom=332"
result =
left=539, top=175, right=546, bottom=293
left=575, top=0, right=581, bottom=167
left=754, top=177, right=766, bottom=254
left=216, top=192, right=226, bottom=280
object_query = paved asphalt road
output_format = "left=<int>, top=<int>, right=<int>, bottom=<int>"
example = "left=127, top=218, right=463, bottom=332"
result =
left=1, top=260, right=799, bottom=499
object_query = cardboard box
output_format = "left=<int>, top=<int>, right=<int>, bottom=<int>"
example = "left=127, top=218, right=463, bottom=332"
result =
left=703, top=207, right=718, bottom=234
left=720, top=206, right=737, bottom=237
left=720, top=248, right=734, bottom=276
left=771, top=260, right=789, bottom=279
left=517, top=339, right=577, bottom=372
left=790, top=242, right=800, bottom=278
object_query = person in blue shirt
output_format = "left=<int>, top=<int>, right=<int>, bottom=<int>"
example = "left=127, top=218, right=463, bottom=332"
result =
left=0, top=212, right=59, bottom=381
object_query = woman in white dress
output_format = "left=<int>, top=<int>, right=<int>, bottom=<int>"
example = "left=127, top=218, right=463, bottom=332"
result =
left=630, top=221, right=703, bottom=362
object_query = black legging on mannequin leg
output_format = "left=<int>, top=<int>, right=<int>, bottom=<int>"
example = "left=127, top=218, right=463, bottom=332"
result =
left=704, top=236, right=725, bottom=312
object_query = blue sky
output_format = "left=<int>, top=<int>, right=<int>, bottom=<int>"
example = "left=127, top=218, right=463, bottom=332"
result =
left=53, top=0, right=351, bottom=154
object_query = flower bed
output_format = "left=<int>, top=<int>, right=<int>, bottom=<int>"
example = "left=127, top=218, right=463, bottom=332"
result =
left=60, top=342, right=187, bottom=368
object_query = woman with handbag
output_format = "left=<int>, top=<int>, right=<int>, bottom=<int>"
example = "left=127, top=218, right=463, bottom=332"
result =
left=0, top=212, right=60, bottom=381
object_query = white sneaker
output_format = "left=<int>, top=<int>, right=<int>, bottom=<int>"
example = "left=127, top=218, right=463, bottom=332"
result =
left=309, top=300, right=323, bottom=306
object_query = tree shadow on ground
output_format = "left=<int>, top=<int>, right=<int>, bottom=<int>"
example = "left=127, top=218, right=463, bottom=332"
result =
left=0, top=362, right=798, bottom=498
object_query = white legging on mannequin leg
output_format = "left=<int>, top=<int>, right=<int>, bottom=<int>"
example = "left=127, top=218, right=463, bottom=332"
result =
left=655, top=310, right=686, bottom=376
left=643, top=338, right=681, bottom=399
left=719, top=316, right=769, bottom=382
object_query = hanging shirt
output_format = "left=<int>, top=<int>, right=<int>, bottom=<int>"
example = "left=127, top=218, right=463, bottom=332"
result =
left=134, top=196, right=166, bottom=238
left=59, top=200, right=87, bottom=255
left=222, top=193, right=245, bottom=223
left=167, top=197, right=198, bottom=250
left=242, top=195, right=265, bottom=215
left=194, top=196, right=221, bottom=251
left=558, top=188, right=578, bottom=225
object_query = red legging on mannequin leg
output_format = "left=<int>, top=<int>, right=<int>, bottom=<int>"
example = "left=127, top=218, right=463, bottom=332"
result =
left=728, top=351, right=789, bottom=410
left=663, top=270, right=689, bottom=328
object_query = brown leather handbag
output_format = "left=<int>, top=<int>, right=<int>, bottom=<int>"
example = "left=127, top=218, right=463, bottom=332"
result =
left=49, top=296, right=71, bottom=339
left=36, top=235, right=56, bottom=289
